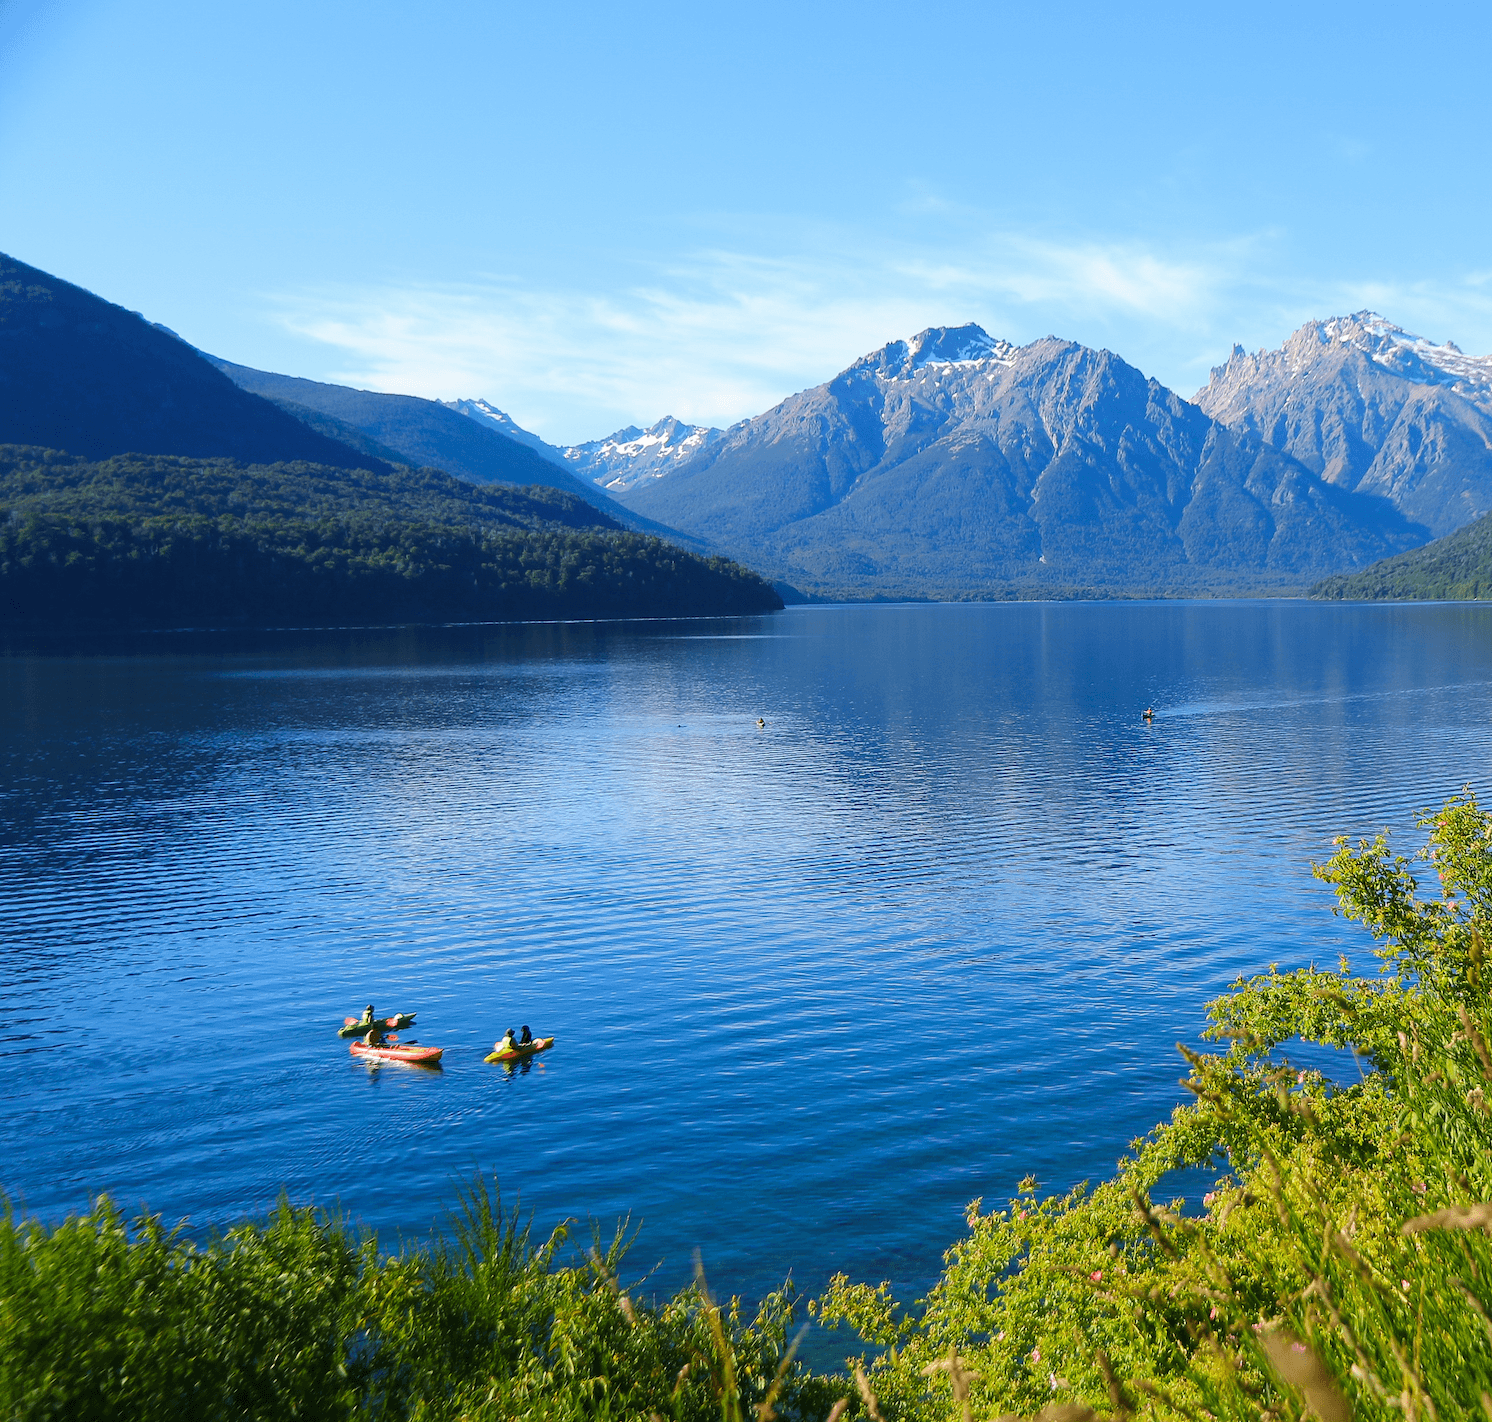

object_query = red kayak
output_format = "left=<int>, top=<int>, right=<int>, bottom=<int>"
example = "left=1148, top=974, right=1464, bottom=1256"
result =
left=349, top=1039, right=443, bottom=1065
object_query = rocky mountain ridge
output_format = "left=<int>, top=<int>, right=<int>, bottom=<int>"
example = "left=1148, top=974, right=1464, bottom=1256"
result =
left=442, top=400, right=725, bottom=493
left=1195, top=312, right=1492, bottom=537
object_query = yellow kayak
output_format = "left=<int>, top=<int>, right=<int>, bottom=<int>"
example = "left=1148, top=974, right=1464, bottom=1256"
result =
left=485, top=1036, right=555, bottom=1064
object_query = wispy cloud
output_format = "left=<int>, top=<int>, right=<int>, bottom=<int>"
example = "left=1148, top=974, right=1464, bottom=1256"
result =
left=265, top=228, right=1492, bottom=444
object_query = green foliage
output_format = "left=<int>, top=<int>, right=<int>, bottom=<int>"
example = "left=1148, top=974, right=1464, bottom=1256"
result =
left=0, top=1197, right=365, bottom=1421
left=815, top=791, right=1492, bottom=1422
left=1313, top=509, right=1492, bottom=600
left=0, top=449, right=782, bottom=628
left=0, top=1181, right=842, bottom=1422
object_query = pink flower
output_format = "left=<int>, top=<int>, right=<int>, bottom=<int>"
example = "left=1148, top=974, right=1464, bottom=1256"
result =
left=1090, top=1270, right=1103, bottom=1282
left=1209, top=1307, right=1218, bottom=1320
left=1401, top=1280, right=1410, bottom=1291
left=1031, top=1348, right=1041, bottom=1362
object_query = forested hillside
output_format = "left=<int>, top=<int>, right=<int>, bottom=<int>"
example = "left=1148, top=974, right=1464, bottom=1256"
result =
left=1312, top=506, right=1492, bottom=599
left=0, top=448, right=782, bottom=629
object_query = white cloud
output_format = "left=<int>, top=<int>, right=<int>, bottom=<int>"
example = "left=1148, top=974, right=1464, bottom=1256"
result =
left=264, top=228, right=1492, bottom=444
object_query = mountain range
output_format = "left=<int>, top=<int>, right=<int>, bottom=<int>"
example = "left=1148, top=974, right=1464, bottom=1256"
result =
left=441, top=400, right=726, bottom=493
left=609, top=325, right=1427, bottom=593
left=0, top=253, right=388, bottom=472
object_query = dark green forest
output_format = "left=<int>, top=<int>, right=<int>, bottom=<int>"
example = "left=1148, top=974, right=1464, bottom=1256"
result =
left=1313, top=506, right=1492, bottom=599
left=0, top=448, right=782, bottom=629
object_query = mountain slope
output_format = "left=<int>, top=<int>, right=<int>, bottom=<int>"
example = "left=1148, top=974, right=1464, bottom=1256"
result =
left=207, top=359, right=594, bottom=495
left=0, top=253, right=384, bottom=471
left=617, top=325, right=1423, bottom=592
left=443, top=398, right=570, bottom=467
left=1195, top=312, right=1492, bottom=538
left=0, top=446, right=783, bottom=628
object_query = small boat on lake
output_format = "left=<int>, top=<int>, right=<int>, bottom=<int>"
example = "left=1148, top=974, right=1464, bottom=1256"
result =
left=339, top=1011, right=416, bottom=1039
left=485, top=1036, right=555, bottom=1064
left=350, top=1038, right=443, bottom=1066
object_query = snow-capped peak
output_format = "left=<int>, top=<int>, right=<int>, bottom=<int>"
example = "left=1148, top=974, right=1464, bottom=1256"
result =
left=857, top=324, right=1019, bottom=381
left=1311, top=311, right=1492, bottom=396
left=562, top=416, right=724, bottom=492
left=905, top=324, right=1018, bottom=370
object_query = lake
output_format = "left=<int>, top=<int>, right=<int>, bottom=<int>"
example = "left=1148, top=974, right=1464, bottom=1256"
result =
left=4, top=600, right=1491, bottom=1330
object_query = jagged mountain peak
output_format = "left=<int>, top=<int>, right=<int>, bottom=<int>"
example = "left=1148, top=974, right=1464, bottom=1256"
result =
left=443, top=397, right=569, bottom=467
left=1206, top=312, right=1492, bottom=403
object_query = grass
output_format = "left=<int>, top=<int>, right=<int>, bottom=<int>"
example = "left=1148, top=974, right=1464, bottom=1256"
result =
left=0, top=1180, right=842, bottom=1422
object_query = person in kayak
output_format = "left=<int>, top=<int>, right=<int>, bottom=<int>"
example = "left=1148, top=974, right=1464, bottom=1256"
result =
left=364, top=1021, right=387, bottom=1048
left=519, top=1025, right=533, bottom=1046
left=496, top=1028, right=518, bottom=1055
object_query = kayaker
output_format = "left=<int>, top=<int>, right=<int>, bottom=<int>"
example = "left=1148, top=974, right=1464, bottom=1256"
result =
left=496, top=1028, right=517, bottom=1055
left=519, top=1025, right=533, bottom=1046
left=364, top=1022, right=386, bottom=1048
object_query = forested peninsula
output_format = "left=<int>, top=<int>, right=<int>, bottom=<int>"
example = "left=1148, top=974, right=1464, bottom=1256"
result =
left=0, top=448, right=782, bottom=629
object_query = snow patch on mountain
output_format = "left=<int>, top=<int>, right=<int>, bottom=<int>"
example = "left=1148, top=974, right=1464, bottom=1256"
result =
left=563, top=417, right=725, bottom=492
left=1319, top=312, right=1492, bottom=399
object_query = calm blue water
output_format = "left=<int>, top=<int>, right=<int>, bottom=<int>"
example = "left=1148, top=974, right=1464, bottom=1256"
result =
left=4, top=601, right=1491, bottom=1321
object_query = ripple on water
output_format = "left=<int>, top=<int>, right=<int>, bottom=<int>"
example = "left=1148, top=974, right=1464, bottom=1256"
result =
left=2, top=602, right=1491, bottom=1312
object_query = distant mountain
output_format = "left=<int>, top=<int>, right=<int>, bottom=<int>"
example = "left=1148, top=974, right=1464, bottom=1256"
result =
left=0, top=446, right=783, bottom=629
left=562, top=417, right=725, bottom=491
left=615, top=324, right=1425, bottom=594
left=1313, top=506, right=1492, bottom=601
left=207, top=360, right=692, bottom=545
left=443, top=398, right=570, bottom=467
left=207, top=359, right=592, bottom=496
left=444, top=400, right=726, bottom=493
left=1195, top=313, right=1492, bottom=538
left=0, top=253, right=384, bottom=471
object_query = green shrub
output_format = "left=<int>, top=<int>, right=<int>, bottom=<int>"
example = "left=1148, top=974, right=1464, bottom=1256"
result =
left=816, top=791, right=1492, bottom=1422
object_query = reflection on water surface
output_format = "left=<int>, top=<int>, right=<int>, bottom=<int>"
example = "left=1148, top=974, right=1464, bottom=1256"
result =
left=3, top=601, right=1491, bottom=1318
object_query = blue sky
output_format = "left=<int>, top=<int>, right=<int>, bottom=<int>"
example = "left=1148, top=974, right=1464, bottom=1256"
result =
left=3, top=0, right=1489, bottom=443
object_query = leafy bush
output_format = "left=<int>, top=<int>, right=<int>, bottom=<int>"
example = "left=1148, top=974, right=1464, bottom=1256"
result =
left=816, top=791, right=1492, bottom=1421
